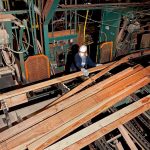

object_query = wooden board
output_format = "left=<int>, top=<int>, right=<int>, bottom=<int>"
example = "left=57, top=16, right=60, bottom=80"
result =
left=118, top=125, right=138, bottom=150
left=0, top=65, right=143, bottom=142
left=0, top=67, right=149, bottom=150
left=49, top=49, right=150, bottom=106
left=48, top=29, right=75, bottom=38
left=0, top=63, right=110, bottom=102
left=26, top=77, right=150, bottom=150
left=0, top=94, right=28, bottom=110
left=46, top=95, right=150, bottom=150
left=0, top=49, right=149, bottom=106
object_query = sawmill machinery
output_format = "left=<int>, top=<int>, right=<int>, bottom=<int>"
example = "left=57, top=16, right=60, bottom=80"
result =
left=0, top=0, right=150, bottom=85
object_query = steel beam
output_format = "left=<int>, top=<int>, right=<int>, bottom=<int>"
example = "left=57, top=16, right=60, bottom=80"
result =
left=57, top=3, right=149, bottom=11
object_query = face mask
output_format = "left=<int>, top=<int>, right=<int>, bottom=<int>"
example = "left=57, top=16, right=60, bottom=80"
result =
left=79, top=52, right=87, bottom=57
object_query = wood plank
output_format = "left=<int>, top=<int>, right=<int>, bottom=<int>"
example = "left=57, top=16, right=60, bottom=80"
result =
left=46, top=95, right=150, bottom=150
left=49, top=50, right=150, bottom=106
left=115, top=141, right=124, bottom=150
left=27, top=77, right=150, bottom=150
left=0, top=49, right=149, bottom=105
left=0, top=63, right=111, bottom=101
left=65, top=97, right=150, bottom=150
left=0, top=94, right=27, bottom=111
left=0, top=97, right=58, bottom=129
left=0, top=67, right=149, bottom=149
left=118, top=125, right=138, bottom=150
left=0, top=65, right=143, bottom=142
left=44, top=65, right=143, bottom=109
left=3, top=77, right=150, bottom=150
left=48, top=29, right=75, bottom=38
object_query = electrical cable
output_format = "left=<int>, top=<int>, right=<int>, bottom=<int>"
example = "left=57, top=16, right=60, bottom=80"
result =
left=6, top=19, right=31, bottom=54
left=22, top=19, right=31, bottom=52
left=6, top=46, right=28, bottom=54
left=75, top=9, right=150, bottom=29
left=12, top=33, right=34, bottom=49
left=84, top=10, right=89, bottom=43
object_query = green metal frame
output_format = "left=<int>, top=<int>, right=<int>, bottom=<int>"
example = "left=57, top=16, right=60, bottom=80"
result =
left=4, top=21, right=13, bottom=48
left=43, top=0, right=78, bottom=69
left=43, top=0, right=60, bottom=60
left=2, top=17, right=27, bottom=82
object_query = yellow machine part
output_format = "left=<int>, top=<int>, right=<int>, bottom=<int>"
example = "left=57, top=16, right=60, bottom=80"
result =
left=25, top=55, right=50, bottom=83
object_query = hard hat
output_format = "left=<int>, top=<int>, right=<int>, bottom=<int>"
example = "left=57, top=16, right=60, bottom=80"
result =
left=70, top=39, right=73, bottom=43
left=79, top=45, right=87, bottom=53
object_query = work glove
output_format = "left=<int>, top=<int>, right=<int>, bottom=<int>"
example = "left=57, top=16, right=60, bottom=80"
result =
left=96, top=64, right=102, bottom=66
left=81, top=68, right=89, bottom=77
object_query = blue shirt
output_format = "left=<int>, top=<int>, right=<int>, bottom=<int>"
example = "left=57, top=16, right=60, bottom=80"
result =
left=71, top=53, right=96, bottom=71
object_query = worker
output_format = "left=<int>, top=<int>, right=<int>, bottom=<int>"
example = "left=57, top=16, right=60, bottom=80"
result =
left=74, top=45, right=101, bottom=76
left=65, top=44, right=79, bottom=74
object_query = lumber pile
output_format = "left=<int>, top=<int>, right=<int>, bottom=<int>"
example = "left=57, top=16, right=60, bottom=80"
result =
left=0, top=49, right=150, bottom=110
left=0, top=51, right=150, bottom=150
left=47, top=95, right=150, bottom=150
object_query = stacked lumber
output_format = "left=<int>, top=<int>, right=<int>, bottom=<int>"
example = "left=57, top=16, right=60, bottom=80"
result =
left=0, top=64, right=149, bottom=150
left=0, top=49, right=150, bottom=110
left=0, top=62, right=111, bottom=110
left=0, top=51, right=149, bottom=150
left=47, top=95, right=150, bottom=150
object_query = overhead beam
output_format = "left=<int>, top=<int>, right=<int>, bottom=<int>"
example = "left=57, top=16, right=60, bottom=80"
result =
left=47, top=95, right=150, bottom=150
left=58, top=2, right=150, bottom=11
left=42, top=0, right=60, bottom=24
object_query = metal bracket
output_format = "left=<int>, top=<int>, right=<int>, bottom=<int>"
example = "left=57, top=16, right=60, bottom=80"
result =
left=57, top=83, right=70, bottom=94
left=1, top=100, right=12, bottom=127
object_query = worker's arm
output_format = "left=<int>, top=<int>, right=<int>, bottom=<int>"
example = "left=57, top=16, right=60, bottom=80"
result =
left=75, top=54, right=83, bottom=69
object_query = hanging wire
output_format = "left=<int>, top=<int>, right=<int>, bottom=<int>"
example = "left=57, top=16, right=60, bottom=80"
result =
left=74, top=12, right=121, bottom=28
left=84, top=10, right=89, bottom=42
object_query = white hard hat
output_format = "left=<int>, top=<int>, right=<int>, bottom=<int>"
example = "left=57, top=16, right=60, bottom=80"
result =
left=70, top=39, right=73, bottom=43
left=79, top=45, right=87, bottom=53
